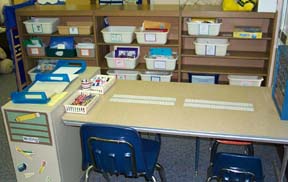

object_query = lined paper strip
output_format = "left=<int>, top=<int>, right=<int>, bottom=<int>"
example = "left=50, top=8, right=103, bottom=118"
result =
left=110, top=94, right=176, bottom=106
left=184, top=99, right=254, bottom=112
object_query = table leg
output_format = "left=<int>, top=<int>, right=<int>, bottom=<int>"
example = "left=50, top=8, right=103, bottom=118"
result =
left=195, top=137, right=200, bottom=176
left=279, top=145, right=288, bottom=182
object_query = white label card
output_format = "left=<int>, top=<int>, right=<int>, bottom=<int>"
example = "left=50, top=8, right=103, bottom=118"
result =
left=111, top=34, right=122, bottom=42
left=199, top=24, right=209, bottom=35
left=115, top=58, right=125, bottom=68
left=23, top=136, right=40, bottom=143
left=69, top=27, right=79, bottom=34
left=154, top=60, right=166, bottom=69
left=32, top=24, right=43, bottom=33
left=116, top=75, right=126, bottom=80
left=80, top=49, right=89, bottom=56
left=205, top=45, right=216, bottom=56
left=151, top=76, right=161, bottom=82
left=144, top=33, right=156, bottom=42
left=31, top=48, right=39, bottom=55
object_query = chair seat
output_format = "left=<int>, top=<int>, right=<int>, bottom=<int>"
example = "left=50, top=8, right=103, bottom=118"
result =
left=207, top=152, right=264, bottom=182
left=216, top=139, right=252, bottom=145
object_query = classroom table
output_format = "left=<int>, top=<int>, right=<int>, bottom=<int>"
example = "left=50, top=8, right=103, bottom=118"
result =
left=62, top=80, right=288, bottom=182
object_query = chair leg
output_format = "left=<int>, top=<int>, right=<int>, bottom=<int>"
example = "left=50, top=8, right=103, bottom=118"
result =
left=210, top=141, right=220, bottom=164
left=156, top=163, right=166, bottom=182
left=84, top=165, right=94, bottom=182
left=102, top=173, right=111, bottom=182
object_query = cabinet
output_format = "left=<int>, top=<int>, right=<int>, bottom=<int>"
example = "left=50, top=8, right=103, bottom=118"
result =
left=93, top=5, right=180, bottom=81
left=15, top=5, right=98, bottom=90
left=181, top=5, right=277, bottom=86
left=15, top=4, right=277, bottom=90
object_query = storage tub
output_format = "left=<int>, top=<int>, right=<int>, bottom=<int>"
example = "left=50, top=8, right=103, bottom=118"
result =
left=26, top=46, right=45, bottom=57
left=101, top=26, right=136, bottom=44
left=107, top=70, right=139, bottom=80
left=57, top=22, right=93, bottom=35
left=135, top=29, right=169, bottom=45
left=188, top=73, right=219, bottom=84
left=140, top=71, right=172, bottom=82
left=105, top=51, right=139, bottom=69
left=228, top=75, right=264, bottom=87
left=23, top=18, right=60, bottom=34
left=186, top=21, right=221, bottom=36
left=46, top=47, right=76, bottom=57
left=144, top=54, right=177, bottom=71
left=76, top=43, right=95, bottom=57
left=194, top=38, right=229, bottom=56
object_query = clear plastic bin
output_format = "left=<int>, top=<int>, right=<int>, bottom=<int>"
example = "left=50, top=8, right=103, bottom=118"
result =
left=105, top=52, right=139, bottom=69
left=107, top=70, right=139, bottom=80
left=140, top=71, right=172, bottom=82
left=58, top=22, right=93, bottom=35
left=101, top=26, right=136, bottom=44
left=23, top=18, right=60, bottom=34
left=228, top=75, right=264, bottom=87
left=144, top=54, right=177, bottom=71
left=186, top=21, right=221, bottom=36
left=26, top=46, right=45, bottom=56
left=194, top=38, right=229, bottom=56
left=76, top=43, right=95, bottom=57
left=135, top=28, right=169, bottom=45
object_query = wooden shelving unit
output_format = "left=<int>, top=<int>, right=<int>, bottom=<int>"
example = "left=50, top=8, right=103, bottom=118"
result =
left=15, top=4, right=277, bottom=90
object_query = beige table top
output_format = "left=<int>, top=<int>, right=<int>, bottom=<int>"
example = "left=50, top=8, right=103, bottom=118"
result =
left=62, top=80, right=288, bottom=144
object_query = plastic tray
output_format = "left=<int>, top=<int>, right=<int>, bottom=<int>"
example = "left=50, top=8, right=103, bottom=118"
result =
left=140, top=71, right=172, bottom=82
left=105, top=52, right=139, bottom=69
left=107, top=70, right=139, bottom=80
left=64, top=90, right=100, bottom=114
left=26, top=46, right=45, bottom=56
left=135, top=29, right=169, bottom=45
left=57, top=22, right=93, bottom=35
left=101, top=26, right=136, bottom=44
left=90, top=75, right=116, bottom=94
left=23, top=18, right=60, bottom=34
left=186, top=21, right=221, bottom=36
left=145, top=54, right=177, bottom=71
left=228, top=75, right=264, bottom=87
left=194, top=38, right=229, bottom=56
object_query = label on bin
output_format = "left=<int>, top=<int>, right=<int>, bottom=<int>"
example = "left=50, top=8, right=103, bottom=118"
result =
left=205, top=45, right=216, bottom=56
left=115, top=58, right=126, bottom=68
left=154, top=60, right=166, bottom=69
left=69, top=27, right=79, bottom=34
left=144, top=33, right=156, bottom=42
left=80, top=49, right=90, bottom=56
left=32, top=24, right=43, bottom=33
left=30, top=48, right=39, bottom=55
left=151, top=76, right=161, bottom=82
left=111, top=34, right=122, bottom=42
left=199, top=24, right=209, bottom=35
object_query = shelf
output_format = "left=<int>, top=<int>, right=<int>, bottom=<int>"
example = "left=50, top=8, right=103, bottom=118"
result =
left=181, top=49, right=269, bottom=60
left=97, top=39, right=179, bottom=47
left=23, top=33, right=95, bottom=38
left=181, top=31, right=273, bottom=40
left=181, top=65, right=267, bottom=76
left=181, top=5, right=276, bottom=19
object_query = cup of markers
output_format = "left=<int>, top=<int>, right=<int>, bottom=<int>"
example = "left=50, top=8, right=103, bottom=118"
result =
left=81, top=79, right=92, bottom=89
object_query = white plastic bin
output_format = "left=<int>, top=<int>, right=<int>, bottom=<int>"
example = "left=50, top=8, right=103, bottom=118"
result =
left=228, top=75, right=264, bottom=87
left=186, top=21, right=221, bottom=36
left=76, top=43, right=95, bottom=57
left=144, top=54, right=178, bottom=71
left=140, top=71, right=172, bottom=82
left=107, top=70, right=139, bottom=80
left=194, top=38, right=229, bottom=56
left=105, top=52, right=139, bottom=69
left=23, top=18, right=60, bottom=34
left=135, top=28, right=169, bottom=45
left=101, top=26, right=136, bottom=44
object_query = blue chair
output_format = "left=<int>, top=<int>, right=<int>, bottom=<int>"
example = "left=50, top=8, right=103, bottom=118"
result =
left=207, top=152, right=264, bottom=182
left=80, top=123, right=166, bottom=182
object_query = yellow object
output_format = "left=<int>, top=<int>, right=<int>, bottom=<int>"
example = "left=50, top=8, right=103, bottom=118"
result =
left=191, top=18, right=216, bottom=23
left=38, top=160, right=46, bottom=174
left=223, top=0, right=257, bottom=11
left=15, top=147, right=32, bottom=160
left=15, top=113, right=40, bottom=122
left=47, top=92, right=68, bottom=106
left=143, top=20, right=171, bottom=31
left=233, top=26, right=262, bottom=39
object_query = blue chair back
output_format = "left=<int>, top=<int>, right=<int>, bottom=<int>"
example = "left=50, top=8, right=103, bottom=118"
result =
left=212, top=152, right=264, bottom=182
left=80, top=123, right=147, bottom=177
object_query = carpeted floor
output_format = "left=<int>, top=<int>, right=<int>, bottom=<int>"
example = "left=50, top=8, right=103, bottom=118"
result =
left=0, top=72, right=285, bottom=182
